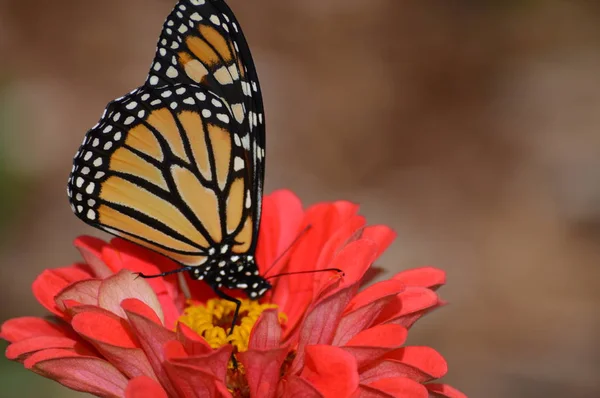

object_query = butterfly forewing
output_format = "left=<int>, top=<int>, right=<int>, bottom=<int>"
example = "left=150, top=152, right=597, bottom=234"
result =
left=146, top=0, right=265, bottom=247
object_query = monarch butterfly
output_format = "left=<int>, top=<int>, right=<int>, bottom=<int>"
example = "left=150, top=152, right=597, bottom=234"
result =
left=66, top=0, right=270, bottom=307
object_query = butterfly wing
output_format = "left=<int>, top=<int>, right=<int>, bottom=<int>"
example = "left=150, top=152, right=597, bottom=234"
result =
left=67, top=0, right=265, bottom=267
left=147, top=0, right=265, bottom=237
left=67, top=84, right=256, bottom=265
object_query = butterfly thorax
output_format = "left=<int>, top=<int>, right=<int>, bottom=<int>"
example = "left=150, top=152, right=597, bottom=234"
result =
left=189, top=250, right=271, bottom=299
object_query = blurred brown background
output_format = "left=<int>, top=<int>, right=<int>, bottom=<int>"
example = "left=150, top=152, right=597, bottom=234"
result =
left=1, top=0, right=600, bottom=397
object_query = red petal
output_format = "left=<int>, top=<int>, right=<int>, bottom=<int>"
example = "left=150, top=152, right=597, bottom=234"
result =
left=122, top=298, right=163, bottom=325
left=176, top=323, right=213, bottom=355
left=30, top=354, right=128, bottom=397
left=71, top=312, right=157, bottom=380
left=301, top=345, right=359, bottom=398
left=343, top=325, right=408, bottom=368
left=124, top=307, right=179, bottom=397
left=0, top=317, right=73, bottom=343
left=374, top=287, right=439, bottom=328
left=163, top=361, right=224, bottom=398
left=361, top=225, right=396, bottom=259
left=74, top=236, right=113, bottom=278
left=32, top=266, right=93, bottom=317
left=364, top=377, right=429, bottom=398
left=6, top=336, right=92, bottom=361
left=238, top=346, right=288, bottom=398
left=290, top=284, right=357, bottom=374
left=167, top=344, right=232, bottom=383
left=333, top=280, right=405, bottom=346
left=332, top=240, right=378, bottom=290
left=126, top=376, right=169, bottom=398
left=426, top=383, right=468, bottom=398
left=392, top=267, right=446, bottom=290
left=280, top=375, right=324, bottom=398
left=54, top=279, right=101, bottom=313
left=353, top=385, right=396, bottom=398
left=98, top=269, right=164, bottom=324
left=360, top=347, right=448, bottom=384
left=256, top=189, right=304, bottom=274
left=248, top=309, right=282, bottom=350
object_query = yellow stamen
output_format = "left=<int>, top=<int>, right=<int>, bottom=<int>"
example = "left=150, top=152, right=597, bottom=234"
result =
left=177, top=298, right=286, bottom=353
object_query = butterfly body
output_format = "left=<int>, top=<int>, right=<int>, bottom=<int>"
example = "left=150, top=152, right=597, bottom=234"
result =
left=67, top=0, right=268, bottom=300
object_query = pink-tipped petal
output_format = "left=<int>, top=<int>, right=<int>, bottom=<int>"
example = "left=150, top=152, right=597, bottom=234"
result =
left=54, top=279, right=102, bottom=312
left=426, top=383, right=468, bottom=398
left=31, top=354, right=129, bottom=397
left=0, top=317, right=74, bottom=343
left=301, top=345, right=359, bottom=398
left=364, top=377, right=429, bottom=398
left=126, top=376, right=169, bottom=398
left=121, top=298, right=163, bottom=325
left=360, top=347, right=448, bottom=385
left=98, top=269, right=164, bottom=324
left=392, top=267, right=446, bottom=290
left=248, top=309, right=282, bottom=350
left=74, top=236, right=113, bottom=278
left=342, top=324, right=408, bottom=368
left=32, top=267, right=93, bottom=317
left=238, top=346, right=288, bottom=398
left=290, top=284, right=357, bottom=374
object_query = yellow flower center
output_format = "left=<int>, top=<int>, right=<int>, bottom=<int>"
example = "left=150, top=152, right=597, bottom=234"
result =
left=177, top=298, right=286, bottom=353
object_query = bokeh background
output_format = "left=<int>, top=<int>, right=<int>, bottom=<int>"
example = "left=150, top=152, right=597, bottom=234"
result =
left=1, top=0, right=600, bottom=397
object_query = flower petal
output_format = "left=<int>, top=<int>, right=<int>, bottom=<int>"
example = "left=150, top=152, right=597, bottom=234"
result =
left=166, top=343, right=232, bottom=384
left=71, top=311, right=157, bottom=380
left=108, top=238, right=185, bottom=328
left=256, top=189, right=304, bottom=273
left=334, top=280, right=405, bottom=346
left=361, top=225, right=396, bottom=259
left=290, top=284, right=357, bottom=373
left=124, top=306, right=179, bottom=397
left=392, top=267, right=446, bottom=290
left=98, top=269, right=164, bottom=324
left=300, top=345, right=359, bottom=398
left=176, top=323, right=213, bottom=355
left=163, top=361, right=226, bottom=398
left=27, top=351, right=128, bottom=397
left=32, top=266, right=93, bottom=317
left=248, top=308, right=282, bottom=350
left=0, top=317, right=74, bottom=343
left=342, top=324, right=408, bottom=368
left=238, top=346, right=288, bottom=398
left=6, top=336, right=93, bottom=362
left=54, top=279, right=101, bottom=312
left=126, top=376, right=169, bottom=398
left=374, top=287, right=440, bottom=328
left=360, top=346, right=448, bottom=385
left=280, top=376, right=325, bottom=398
left=74, top=235, right=113, bottom=278
left=426, top=383, right=468, bottom=398
left=362, top=377, right=429, bottom=398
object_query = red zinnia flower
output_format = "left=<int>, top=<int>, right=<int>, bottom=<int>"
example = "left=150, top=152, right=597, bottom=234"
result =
left=1, top=190, right=466, bottom=398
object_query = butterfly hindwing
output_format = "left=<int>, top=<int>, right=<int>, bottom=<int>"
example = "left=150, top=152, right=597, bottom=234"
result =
left=67, top=84, right=254, bottom=267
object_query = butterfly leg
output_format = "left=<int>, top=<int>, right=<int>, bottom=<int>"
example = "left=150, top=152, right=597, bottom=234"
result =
left=136, top=266, right=196, bottom=279
left=213, top=287, right=242, bottom=369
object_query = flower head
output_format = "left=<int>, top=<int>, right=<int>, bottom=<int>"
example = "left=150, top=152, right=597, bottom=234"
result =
left=1, top=190, right=466, bottom=398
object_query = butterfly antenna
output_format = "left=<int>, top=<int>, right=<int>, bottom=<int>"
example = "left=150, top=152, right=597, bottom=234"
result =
left=266, top=267, right=345, bottom=280
left=262, top=224, right=312, bottom=278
